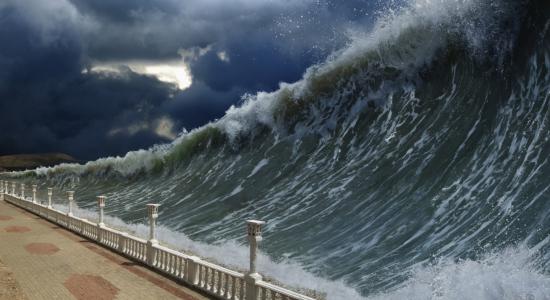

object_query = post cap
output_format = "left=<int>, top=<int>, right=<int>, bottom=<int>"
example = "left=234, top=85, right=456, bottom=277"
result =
left=67, top=191, right=75, bottom=198
left=246, top=220, right=266, bottom=237
left=147, top=203, right=160, bottom=217
left=97, top=195, right=106, bottom=207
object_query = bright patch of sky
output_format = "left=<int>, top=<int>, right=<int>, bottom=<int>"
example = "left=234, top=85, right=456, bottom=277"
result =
left=87, top=60, right=192, bottom=90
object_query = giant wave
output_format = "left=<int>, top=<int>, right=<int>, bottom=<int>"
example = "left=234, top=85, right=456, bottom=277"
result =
left=4, top=0, right=550, bottom=299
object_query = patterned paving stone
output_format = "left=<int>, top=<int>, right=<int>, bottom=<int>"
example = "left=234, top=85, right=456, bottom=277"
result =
left=64, top=274, right=119, bottom=300
left=24, top=243, right=59, bottom=255
left=4, top=226, right=31, bottom=233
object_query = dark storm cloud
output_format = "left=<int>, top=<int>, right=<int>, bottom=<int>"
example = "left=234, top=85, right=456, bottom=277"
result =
left=0, top=0, right=380, bottom=160
left=0, top=1, right=175, bottom=159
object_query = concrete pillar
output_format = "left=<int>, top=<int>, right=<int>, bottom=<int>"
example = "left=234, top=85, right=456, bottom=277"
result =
left=118, top=232, right=128, bottom=253
left=186, top=256, right=201, bottom=285
left=96, top=196, right=106, bottom=243
left=147, top=204, right=160, bottom=241
left=32, top=185, right=37, bottom=203
left=67, top=191, right=74, bottom=216
left=97, top=196, right=106, bottom=226
left=245, top=220, right=265, bottom=300
left=146, top=203, right=160, bottom=265
left=47, top=188, right=53, bottom=208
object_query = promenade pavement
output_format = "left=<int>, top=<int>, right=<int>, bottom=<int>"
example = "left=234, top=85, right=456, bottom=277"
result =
left=0, top=200, right=210, bottom=300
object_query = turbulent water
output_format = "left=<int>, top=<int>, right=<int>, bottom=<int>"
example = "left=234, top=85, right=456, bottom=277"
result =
left=4, top=0, right=550, bottom=299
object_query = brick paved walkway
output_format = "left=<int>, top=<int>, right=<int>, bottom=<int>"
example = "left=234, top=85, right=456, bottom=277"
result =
left=0, top=200, right=210, bottom=300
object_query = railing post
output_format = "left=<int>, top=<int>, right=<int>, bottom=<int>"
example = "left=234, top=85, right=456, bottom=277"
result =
left=97, top=196, right=106, bottom=243
left=186, top=256, right=201, bottom=285
left=12, top=182, right=16, bottom=197
left=21, top=183, right=25, bottom=200
left=118, top=232, right=128, bottom=253
left=146, top=203, right=160, bottom=266
left=47, top=188, right=53, bottom=209
left=0, top=180, right=3, bottom=201
left=245, top=220, right=265, bottom=300
left=32, top=185, right=37, bottom=203
left=67, top=191, right=74, bottom=216
left=97, top=195, right=106, bottom=226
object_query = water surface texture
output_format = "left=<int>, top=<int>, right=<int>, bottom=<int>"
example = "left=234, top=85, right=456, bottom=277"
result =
left=5, top=0, right=550, bottom=299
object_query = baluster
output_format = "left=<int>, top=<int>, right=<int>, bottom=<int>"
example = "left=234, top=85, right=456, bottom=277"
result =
left=217, top=270, right=223, bottom=295
left=197, top=264, right=203, bottom=287
left=173, top=255, right=178, bottom=275
left=224, top=273, right=229, bottom=298
left=240, top=279, right=245, bottom=300
left=173, top=255, right=177, bottom=275
left=211, top=268, right=216, bottom=291
left=177, top=256, right=183, bottom=277
left=231, top=276, right=237, bottom=300
left=210, top=269, right=216, bottom=291
left=203, top=267, right=209, bottom=289
left=171, top=254, right=175, bottom=274
left=169, top=253, right=174, bottom=273
left=261, top=287, right=267, bottom=300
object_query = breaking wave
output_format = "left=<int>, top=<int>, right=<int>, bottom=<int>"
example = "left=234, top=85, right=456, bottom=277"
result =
left=4, top=0, right=550, bottom=299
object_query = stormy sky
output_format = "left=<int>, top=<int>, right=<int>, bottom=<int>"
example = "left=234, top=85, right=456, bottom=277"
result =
left=0, top=0, right=383, bottom=160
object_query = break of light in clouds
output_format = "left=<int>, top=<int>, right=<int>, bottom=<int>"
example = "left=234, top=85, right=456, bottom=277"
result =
left=87, top=61, right=192, bottom=90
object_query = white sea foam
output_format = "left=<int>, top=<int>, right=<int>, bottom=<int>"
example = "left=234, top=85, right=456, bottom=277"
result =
left=367, top=247, right=550, bottom=300
left=52, top=203, right=363, bottom=299
left=46, top=203, right=550, bottom=300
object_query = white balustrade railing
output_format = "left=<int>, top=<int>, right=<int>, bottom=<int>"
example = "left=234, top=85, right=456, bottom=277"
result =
left=0, top=181, right=317, bottom=300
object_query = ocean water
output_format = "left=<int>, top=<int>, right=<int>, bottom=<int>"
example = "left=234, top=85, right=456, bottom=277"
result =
left=4, top=0, right=550, bottom=299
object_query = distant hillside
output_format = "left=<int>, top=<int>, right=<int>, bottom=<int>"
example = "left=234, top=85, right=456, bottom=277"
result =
left=0, top=153, right=78, bottom=172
